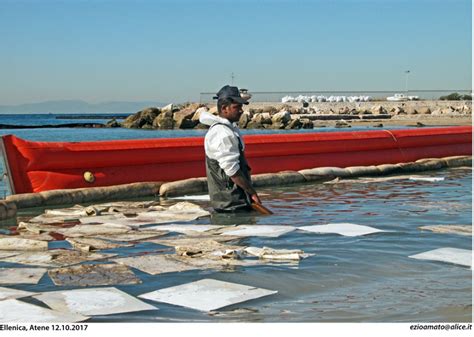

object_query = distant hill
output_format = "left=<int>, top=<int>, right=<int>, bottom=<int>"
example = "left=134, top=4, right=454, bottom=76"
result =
left=0, top=100, right=168, bottom=114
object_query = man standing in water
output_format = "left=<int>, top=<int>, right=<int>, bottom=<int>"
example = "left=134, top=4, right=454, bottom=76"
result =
left=199, top=85, right=261, bottom=212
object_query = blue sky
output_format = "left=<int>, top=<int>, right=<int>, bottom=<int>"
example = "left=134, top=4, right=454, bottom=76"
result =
left=0, top=0, right=471, bottom=104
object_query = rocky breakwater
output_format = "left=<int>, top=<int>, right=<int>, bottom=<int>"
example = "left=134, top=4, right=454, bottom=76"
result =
left=247, top=101, right=472, bottom=128
left=114, top=100, right=471, bottom=131
left=239, top=106, right=314, bottom=129
left=118, top=104, right=316, bottom=130
left=120, top=103, right=205, bottom=130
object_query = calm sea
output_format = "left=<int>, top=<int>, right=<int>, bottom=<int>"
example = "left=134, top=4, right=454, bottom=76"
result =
left=0, top=113, right=412, bottom=142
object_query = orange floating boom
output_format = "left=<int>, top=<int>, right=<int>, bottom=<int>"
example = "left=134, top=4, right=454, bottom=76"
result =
left=1, top=126, right=471, bottom=194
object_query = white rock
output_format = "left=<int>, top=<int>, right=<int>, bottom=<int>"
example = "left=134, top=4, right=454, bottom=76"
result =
left=271, top=110, right=291, bottom=124
left=161, top=103, right=174, bottom=113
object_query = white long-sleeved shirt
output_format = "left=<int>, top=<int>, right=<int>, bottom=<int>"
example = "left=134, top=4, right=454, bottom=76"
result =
left=199, top=110, right=244, bottom=177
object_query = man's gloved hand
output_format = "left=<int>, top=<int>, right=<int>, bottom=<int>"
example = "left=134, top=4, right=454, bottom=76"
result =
left=250, top=193, right=262, bottom=205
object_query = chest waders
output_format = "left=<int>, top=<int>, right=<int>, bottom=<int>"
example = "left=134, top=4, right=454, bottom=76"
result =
left=205, top=123, right=252, bottom=212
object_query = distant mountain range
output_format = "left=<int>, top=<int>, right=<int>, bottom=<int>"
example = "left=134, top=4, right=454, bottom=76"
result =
left=0, top=100, right=168, bottom=114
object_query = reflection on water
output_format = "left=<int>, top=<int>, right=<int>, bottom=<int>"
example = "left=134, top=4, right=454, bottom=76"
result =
left=0, top=168, right=471, bottom=322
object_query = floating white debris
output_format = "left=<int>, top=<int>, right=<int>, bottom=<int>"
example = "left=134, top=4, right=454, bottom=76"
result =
left=34, top=287, right=156, bottom=316
left=136, top=202, right=210, bottom=224
left=28, top=213, right=80, bottom=224
left=93, top=200, right=160, bottom=210
left=84, top=206, right=102, bottom=216
left=100, top=218, right=160, bottom=228
left=0, top=267, right=47, bottom=284
left=219, top=225, right=296, bottom=238
left=409, top=176, right=445, bottom=182
left=0, top=250, right=115, bottom=267
left=82, top=202, right=160, bottom=215
left=149, top=237, right=242, bottom=257
left=147, top=205, right=167, bottom=211
left=0, top=251, right=53, bottom=266
left=0, top=237, right=48, bottom=251
left=150, top=236, right=234, bottom=249
left=244, top=247, right=313, bottom=261
left=66, top=237, right=133, bottom=252
left=173, top=255, right=263, bottom=269
left=138, top=278, right=277, bottom=312
left=409, top=247, right=471, bottom=268
left=298, top=223, right=386, bottom=237
left=0, top=251, right=21, bottom=259
left=325, top=175, right=444, bottom=184
left=451, top=166, right=472, bottom=170
left=208, top=249, right=243, bottom=259
left=135, top=212, right=201, bottom=224
left=55, top=224, right=131, bottom=238
left=17, top=232, right=56, bottom=241
left=146, top=224, right=224, bottom=235
left=166, top=234, right=241, bottom=244
left=79, top=214, right=128, bottom=224
left=0, top=299, right=88, bottom=322
left=419, top=225, right=472, bottom=236
left=168, top=202, right=207, bottom=212
left=169, top=195, right=211, bottom=201
left=0, top=287, right=37, bottom=300
left=94, top=231, right=168, bottom=242
left=45, top=205, right=87, bottom=217
left=48, top=264, right=141, bottom=286
left=17, top=222, right=63, bottom=234
left=324, top=176, right=411, bottom=184
left=137, top=211, right=211, bottom=223
left=113, top=254, right=200, bottom=275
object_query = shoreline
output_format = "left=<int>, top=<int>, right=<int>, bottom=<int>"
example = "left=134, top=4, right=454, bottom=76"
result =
left=0, top=116, right=470, bottom=129
left=0, top=100, right=471, bottom=129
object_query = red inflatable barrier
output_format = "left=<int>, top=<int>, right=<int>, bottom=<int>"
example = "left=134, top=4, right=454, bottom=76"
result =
left=1, top=126, right=471, bottom=194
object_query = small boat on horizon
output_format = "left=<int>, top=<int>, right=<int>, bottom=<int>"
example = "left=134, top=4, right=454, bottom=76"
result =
left=386, top=93, right=419, bottom=102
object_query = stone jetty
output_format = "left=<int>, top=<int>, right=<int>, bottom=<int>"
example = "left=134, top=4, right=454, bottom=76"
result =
left=116, top=100, right=472, bottom=130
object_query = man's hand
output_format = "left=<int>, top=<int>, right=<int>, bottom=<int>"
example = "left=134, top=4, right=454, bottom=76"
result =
left=231, top=170, right=259, bottom=203
left=250, top=193, right=262, bottom=205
